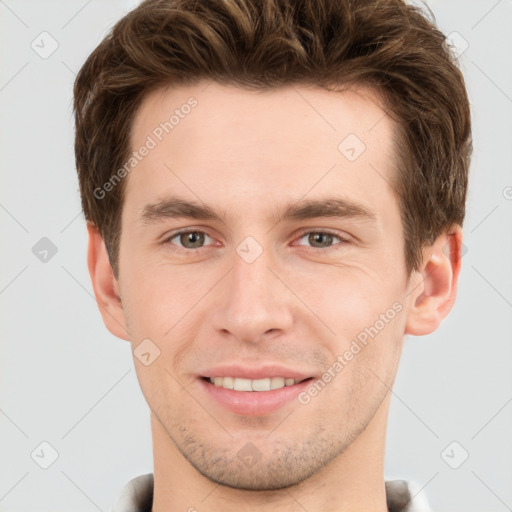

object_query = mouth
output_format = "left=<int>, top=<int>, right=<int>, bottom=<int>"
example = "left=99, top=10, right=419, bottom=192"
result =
left=198, top=373, right=315, bottom=416
left=202, top=376, right=312, bottom=391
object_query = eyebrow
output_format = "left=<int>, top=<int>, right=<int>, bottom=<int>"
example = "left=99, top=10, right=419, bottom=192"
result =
left=139, top=196, right=377, bottom=225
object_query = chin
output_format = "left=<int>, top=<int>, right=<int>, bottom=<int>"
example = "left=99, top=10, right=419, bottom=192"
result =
left=172, top=429, right=349, bottom=492
left=192, top=458, right=317, bottom=491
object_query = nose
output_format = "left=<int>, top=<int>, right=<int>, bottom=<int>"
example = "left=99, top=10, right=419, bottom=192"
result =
left=211, top=245, right=294, bottom=344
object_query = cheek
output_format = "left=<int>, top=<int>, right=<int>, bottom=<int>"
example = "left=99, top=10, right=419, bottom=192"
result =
left=309, top=268, right=406, bottom=395
left=315, top=308, right=404, bottom=418
left=292, top=263, right=403, bottom=340
left=120, top=257, right=203, bottom=337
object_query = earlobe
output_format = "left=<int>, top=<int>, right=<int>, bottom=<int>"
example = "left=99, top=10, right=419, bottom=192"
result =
left=404, top=226, right=463, bottom=336
left=87, top=223, right=130, bottom=341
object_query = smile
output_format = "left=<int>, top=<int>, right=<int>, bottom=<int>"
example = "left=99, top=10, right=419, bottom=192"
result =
left=199, top=374, right=314, bottom=416
left=208, top=376, right=303, bottom=391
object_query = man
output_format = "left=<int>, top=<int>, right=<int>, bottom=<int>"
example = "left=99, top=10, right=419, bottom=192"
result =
left=73, top=0, right=472, bottom=510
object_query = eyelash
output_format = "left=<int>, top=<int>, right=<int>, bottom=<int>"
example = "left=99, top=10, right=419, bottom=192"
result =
left=161, top=229, right=350, bottom=253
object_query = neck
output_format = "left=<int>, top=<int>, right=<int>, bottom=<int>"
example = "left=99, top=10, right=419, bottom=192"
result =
left=151, top=394, right=391, bottom=512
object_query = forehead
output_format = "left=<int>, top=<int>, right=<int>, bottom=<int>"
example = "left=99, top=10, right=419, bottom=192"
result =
left=126, top=81, right=398, bottom=226
left=131, top=81, right=392, bottom=155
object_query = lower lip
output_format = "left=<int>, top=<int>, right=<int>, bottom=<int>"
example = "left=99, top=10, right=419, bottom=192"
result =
left=199, top=378, right=313, bottom=416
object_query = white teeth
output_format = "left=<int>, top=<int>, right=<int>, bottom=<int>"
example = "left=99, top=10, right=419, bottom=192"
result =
left=222, top=376, right=234, bottom=389
left=234, top=378, right=253, bottom=391
left=270, top=377, right=285, bottom=390
left=251, top=378, right=271, bottom=391
left=208, top=376, right=297, bottom=391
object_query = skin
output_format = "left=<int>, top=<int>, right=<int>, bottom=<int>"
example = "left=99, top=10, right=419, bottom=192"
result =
left=88, top=81, right=463, bottom=512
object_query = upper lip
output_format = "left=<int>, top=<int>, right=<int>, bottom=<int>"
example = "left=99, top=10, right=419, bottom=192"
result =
left=200, top=364, right=313, bottom=382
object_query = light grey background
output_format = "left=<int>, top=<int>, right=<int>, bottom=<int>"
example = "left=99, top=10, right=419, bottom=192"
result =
left=0, top=1, right=510, bottom=511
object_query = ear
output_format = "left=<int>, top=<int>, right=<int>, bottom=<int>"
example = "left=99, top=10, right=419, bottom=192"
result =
left=404, top=225, right=463, bottom=336
left=87, top=223, right=130, bottom=341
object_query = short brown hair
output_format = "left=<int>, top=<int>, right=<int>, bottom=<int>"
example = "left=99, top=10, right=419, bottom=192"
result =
left=74, top=0, right=472, bottom=277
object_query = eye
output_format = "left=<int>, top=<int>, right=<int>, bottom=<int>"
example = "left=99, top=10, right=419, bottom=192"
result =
left=164, top=230, right=215, bottom=250
left=162, top=229, right=349, bottom=252
left=295, top=231, right=349, bottom=249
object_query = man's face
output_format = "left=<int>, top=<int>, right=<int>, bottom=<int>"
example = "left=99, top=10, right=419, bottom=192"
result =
left=115, top=81, right=420, bottom=490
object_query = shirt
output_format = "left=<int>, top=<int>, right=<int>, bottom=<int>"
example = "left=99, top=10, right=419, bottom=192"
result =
left=109, top=473, right=431, bottom=512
